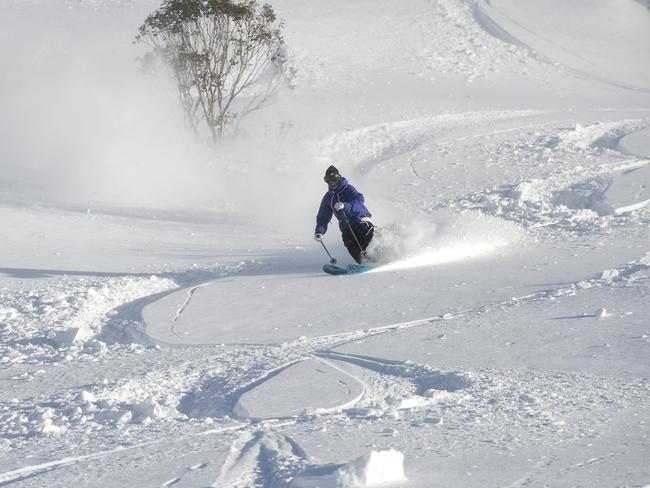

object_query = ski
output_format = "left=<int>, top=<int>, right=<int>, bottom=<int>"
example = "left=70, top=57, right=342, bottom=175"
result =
left=323, top=263, right=374, bottom=275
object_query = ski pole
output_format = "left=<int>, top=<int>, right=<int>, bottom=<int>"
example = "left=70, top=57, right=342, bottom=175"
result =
left=337, top=208, right=367, bottom=261
left=319, top=239, right=337, bottom=265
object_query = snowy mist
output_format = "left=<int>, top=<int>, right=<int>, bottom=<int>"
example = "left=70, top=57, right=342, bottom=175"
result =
left=0, top=1, right=214, bottom=208
left=367, top=211, right=525, bottom=271
left=0, top=0, right=326, bottom=232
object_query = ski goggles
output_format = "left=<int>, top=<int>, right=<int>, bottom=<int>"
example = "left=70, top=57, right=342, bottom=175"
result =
left=324, top=173, right=341, bottom=186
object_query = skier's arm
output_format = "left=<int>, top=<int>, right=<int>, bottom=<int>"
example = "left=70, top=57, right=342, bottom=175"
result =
left=346, top=185, right=371, bottom=218
left=315, top=196, right=333, bottom=235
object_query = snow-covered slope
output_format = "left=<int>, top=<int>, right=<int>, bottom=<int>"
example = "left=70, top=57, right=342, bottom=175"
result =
left=1, top=0, right=649, bottom=487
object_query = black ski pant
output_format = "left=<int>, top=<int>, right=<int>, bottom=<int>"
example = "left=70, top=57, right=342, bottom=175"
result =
left=342, top=221, right=374, bottom=264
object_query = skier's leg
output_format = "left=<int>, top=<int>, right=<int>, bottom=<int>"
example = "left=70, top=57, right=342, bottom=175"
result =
left=341, top=229, right=362, bottom=263
left=342, top=222, right=374, bottom=264
left=357, top=221, right=374, bottom=251
left=352, top=221, right=374, bottom=263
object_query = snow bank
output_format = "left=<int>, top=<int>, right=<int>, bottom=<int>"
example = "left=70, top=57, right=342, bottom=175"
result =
left=368, top=212, right=523, bottom=272
left=0, top=275, right=176, bottom=352
left=336, top=449, right=406, bottom=487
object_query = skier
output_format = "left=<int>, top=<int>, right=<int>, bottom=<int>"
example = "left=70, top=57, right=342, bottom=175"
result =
left=314, top=165, right=374, bottom=264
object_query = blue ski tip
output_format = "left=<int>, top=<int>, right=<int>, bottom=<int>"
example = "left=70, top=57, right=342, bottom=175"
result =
left=323, top=263, right=374, bottom=275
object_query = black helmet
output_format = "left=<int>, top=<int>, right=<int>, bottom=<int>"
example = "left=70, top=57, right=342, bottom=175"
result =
left=324, top=165, right=341, bottom=189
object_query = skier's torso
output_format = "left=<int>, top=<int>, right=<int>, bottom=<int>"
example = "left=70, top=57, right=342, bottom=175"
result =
left=317, top=178, right=372, bottom=233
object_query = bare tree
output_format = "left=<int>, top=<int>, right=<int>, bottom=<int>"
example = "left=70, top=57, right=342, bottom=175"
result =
left=137, top=0, right=287, bottom=142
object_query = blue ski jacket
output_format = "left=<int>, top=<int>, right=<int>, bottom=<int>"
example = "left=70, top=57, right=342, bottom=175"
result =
left=315, top=177, right=372, bottom=235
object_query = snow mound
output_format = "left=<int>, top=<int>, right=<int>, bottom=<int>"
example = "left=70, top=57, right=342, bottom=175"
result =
left=336, top=449, right=406, bottom=487
left=369, top=212, right=522, bottom=272
left=452, top=155, right=650, bottom=234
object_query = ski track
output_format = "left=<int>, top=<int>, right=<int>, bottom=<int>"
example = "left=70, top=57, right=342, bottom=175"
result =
left=128, top=248, right=650, bottom=487
left=0, top=444, right=146, bottom=486
left=474, top=0, right=650, bottom=93
left=320, top=109, right=544, bottom=174
left=170, top=283, right=211, bottom=338
left=311, top=356, right=369, bottom=412
left=5, top=237, right=646, bottom=431
left=0, top=423, right=247, bottom=486
left=173, top=284, right=210, bottom=324
left=212, top=430, right=310, bottom=488
left=0, top=167, right=647, bottom=478
left=3, top=139, right=650, bottom=485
